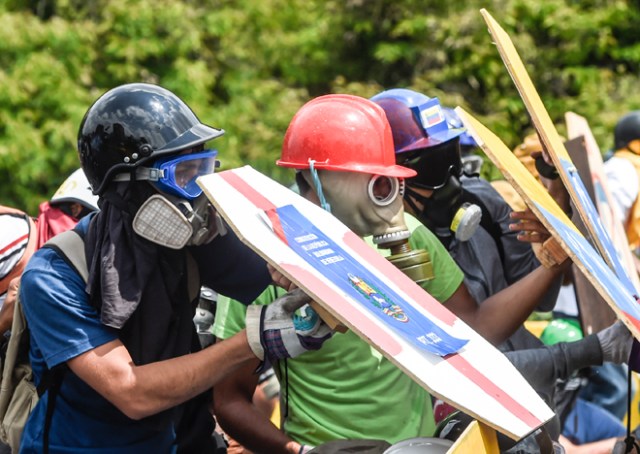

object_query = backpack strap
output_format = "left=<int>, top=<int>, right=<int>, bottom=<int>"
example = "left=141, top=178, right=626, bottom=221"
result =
left=42, top=230, right=88, bottom=283
left=37, top=229, right=87, bottom=454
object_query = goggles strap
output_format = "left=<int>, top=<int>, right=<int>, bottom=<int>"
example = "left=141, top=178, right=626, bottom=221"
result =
left=113, top=167, right=164, bottom=183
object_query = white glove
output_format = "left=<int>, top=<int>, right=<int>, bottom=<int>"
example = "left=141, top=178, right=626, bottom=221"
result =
left=246, top=288, right=333, bottom=361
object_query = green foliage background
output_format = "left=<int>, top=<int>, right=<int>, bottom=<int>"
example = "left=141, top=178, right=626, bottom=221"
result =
left=2, top=0, right=640, bottom=214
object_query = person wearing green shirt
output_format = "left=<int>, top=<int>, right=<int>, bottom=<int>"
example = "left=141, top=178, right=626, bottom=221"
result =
left=214, top=210, right=462, bottom=448
left=211, top=95, right=574, bottom=454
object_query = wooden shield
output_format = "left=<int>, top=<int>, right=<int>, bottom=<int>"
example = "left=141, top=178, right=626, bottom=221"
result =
left=198, top=166, right=553, bottom=440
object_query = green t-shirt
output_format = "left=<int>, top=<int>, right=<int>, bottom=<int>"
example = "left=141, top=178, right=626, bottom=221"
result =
left=213, top=213, right=464, bottom=446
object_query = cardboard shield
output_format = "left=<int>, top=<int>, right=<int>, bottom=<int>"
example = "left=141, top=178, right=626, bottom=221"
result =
left=198, top=166, right=553, bottom=440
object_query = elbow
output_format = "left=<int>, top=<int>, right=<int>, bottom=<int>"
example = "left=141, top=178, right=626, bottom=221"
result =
left=213, top=386, right=254, bottom=431
left=212, top=391, right=237, bottom=427
left=118, top=403, right=152, bottom=421
left=104, top=377, right=155, bottom=420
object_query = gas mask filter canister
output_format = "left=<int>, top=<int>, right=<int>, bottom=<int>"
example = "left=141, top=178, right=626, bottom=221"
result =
left=132, top=194, right=226, bottom=249
left=450, top=202, right=482, bottom=242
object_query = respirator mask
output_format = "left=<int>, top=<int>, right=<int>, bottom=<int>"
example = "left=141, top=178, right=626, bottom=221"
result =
left=115, top=150, right=226, bottom=249
left=401, top=140, right=481, bottom=243
left=304, top=169, right=410, bottom=244
left=302, top=169, right=434, bottom=284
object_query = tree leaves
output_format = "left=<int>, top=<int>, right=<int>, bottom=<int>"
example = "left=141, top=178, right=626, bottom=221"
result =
left=2, top=0, right=640, bottom=213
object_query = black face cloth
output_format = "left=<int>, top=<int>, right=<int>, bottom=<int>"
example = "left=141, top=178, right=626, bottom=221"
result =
left=83, top=181, right=203, bottom=433
left=84, top=182, right=194, bottom=365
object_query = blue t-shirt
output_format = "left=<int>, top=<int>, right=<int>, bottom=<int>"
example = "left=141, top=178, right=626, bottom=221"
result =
left=19, top=214, right=270, bottom=452
left=20, top=226, right=175, bottom=452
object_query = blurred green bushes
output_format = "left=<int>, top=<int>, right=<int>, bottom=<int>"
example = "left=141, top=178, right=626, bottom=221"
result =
left=2, top=0, right=639, bottom=213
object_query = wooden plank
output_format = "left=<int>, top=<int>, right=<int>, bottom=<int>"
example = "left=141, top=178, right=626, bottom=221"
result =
left=565, top=111, right=640, bottom=290
left=564, top=136, right=595, bottom=204
left=561, top=136, right=617, bottom=333
left=480, top=9, right=638, bottom=300
left=455, top=107, right=640, bottom=343
left=573, top=263, right=616, bottom=335
left=198, top=166, right=553, bottom=440
left=447, top=421, right=500, bottom=454
left=561, top=124, right=620, bottom=332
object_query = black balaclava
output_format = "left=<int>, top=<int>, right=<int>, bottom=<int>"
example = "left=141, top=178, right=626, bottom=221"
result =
left=85, top=181, right=195, bottom=364
left=85, top=181, right=197, bottom=428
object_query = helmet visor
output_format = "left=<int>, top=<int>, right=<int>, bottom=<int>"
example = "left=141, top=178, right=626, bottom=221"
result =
left=153, top=150, right=219, bottom=199
left=399, top=139, right=462, bottom=190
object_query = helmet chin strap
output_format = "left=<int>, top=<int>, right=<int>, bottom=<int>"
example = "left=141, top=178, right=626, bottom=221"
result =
left=308, top=160, right=331, bottom=213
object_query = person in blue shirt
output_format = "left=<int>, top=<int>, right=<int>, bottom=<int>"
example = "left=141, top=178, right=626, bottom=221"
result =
left=19, top=83, right=331, bottom=453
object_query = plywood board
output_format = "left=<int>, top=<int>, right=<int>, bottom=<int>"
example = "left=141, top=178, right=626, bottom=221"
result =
left=563, top=135, right=618, bottom=332
left=572, top=263, right=616, bottom=335
left=565, top=111, right=640, bottom=290
left=480, top=9, right=638, bottom=299
left=198, top=166, right=553, bottom=440
left=448, top=421, right=500, bottom=454
left=456, top=108, right=640, bottom=343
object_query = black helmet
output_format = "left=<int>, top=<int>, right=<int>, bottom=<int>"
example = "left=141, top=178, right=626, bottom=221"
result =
left=614, top=111, right=640, bottom=151
left=78, top=83, right=224, bottom=195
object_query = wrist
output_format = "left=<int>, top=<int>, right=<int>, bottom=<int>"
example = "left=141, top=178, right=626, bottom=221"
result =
left=227, top=329, right=260, bottom=363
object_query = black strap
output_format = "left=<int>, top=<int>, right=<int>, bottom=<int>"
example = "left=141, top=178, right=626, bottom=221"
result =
left=41, top=366, right=66, bottom=454
left=535, top=155, right=560, bottom=180
left=37, top=228, right=85, bottom=452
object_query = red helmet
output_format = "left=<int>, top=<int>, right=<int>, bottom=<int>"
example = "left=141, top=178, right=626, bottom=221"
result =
left=278, top=94, right=416, bottom=178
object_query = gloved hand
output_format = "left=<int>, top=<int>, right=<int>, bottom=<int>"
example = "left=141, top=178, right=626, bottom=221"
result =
left=246, top=288, right=333, bottom=361
left=597, top=320, right=633, bottom=364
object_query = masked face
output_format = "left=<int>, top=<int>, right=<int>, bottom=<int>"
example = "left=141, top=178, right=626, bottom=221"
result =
left=404, top=175, right=481, bottom=242
left=114, top=148, right=225, bottom=249
left=302, top=170, right=409, bottom=242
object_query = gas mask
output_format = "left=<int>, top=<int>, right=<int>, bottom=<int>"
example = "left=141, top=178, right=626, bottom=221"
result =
left=304, top=170, right=408, bottom=242
left=400, top=140, right=481, bottom=243
left=404, top=175, right=481, bottom=243
left=115, top=150, right=226, bottom=249
left=301, top=170, right=434, bottom=284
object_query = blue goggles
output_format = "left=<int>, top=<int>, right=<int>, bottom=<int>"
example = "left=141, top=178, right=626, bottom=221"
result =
left=152, top=150, right=219, bottom=200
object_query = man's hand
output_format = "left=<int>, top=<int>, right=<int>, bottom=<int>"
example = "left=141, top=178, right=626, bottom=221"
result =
left=509, top=209, right=551, bottom=244
left=245, top=288, right=333, bottom=361
left=509, top=209, right=569, bottom=268
left=268, top=264, right=297, bottom=291
left=598, top=320, right=632, bottom=365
